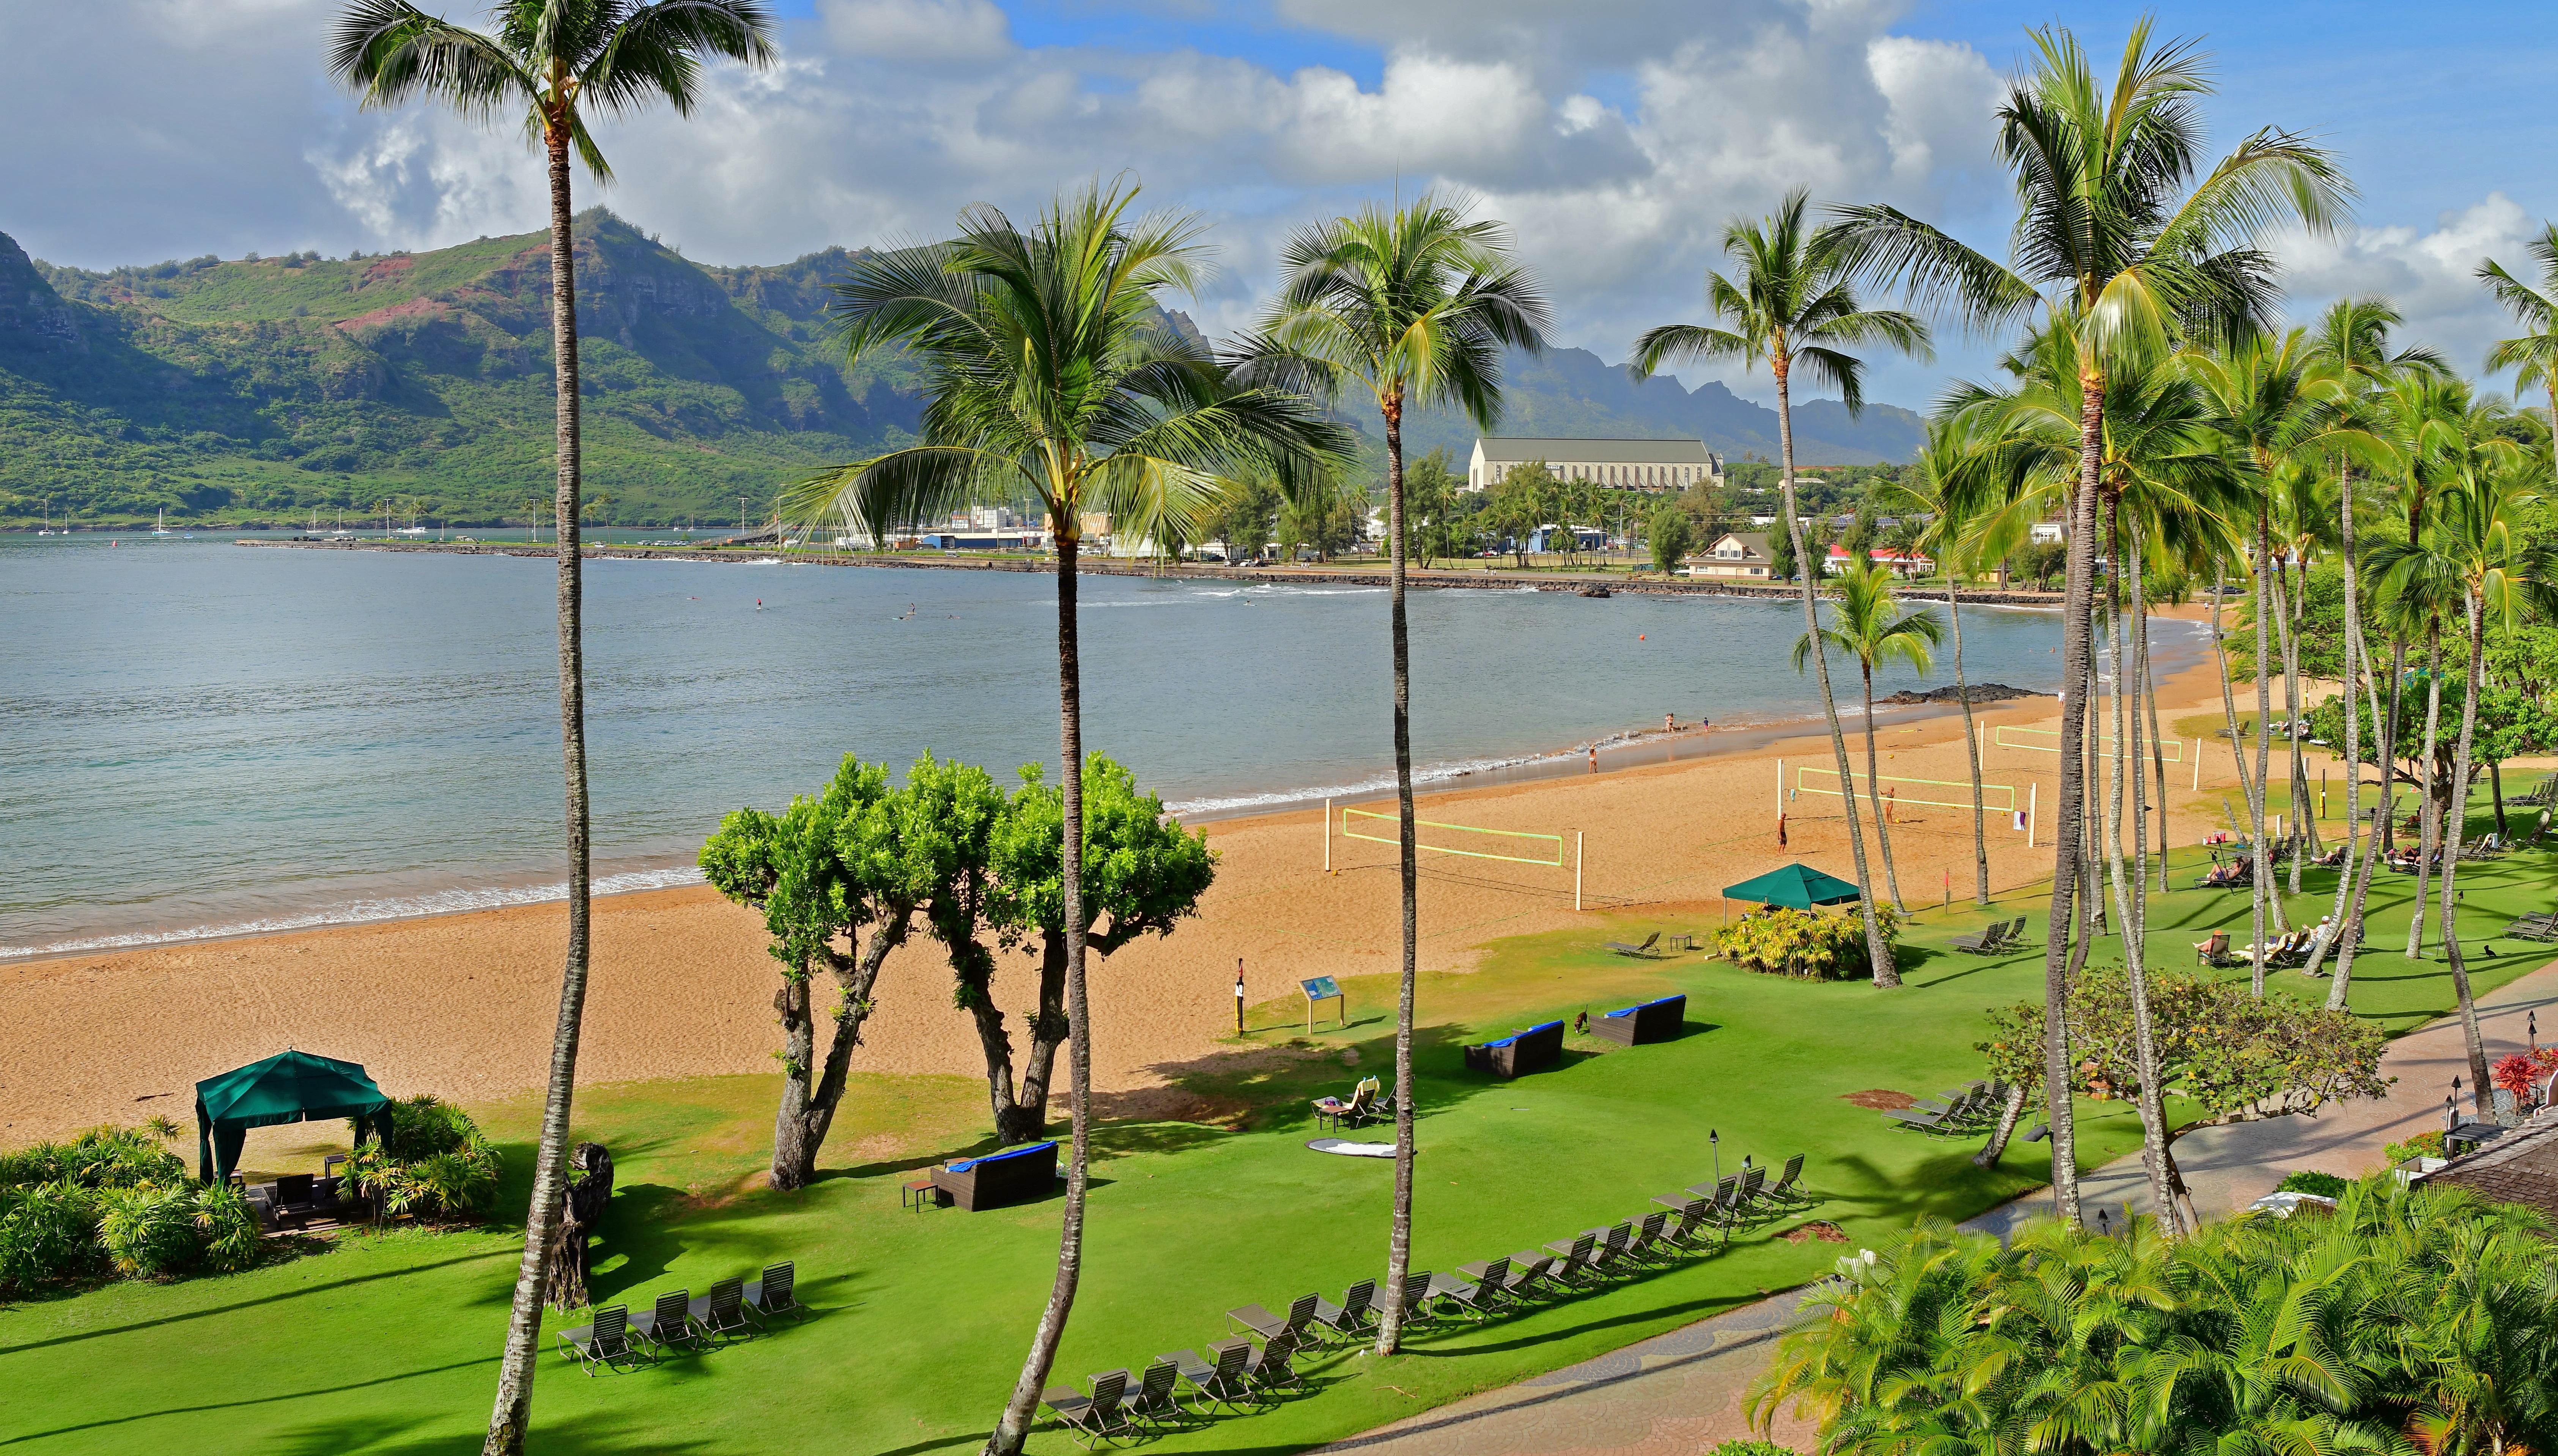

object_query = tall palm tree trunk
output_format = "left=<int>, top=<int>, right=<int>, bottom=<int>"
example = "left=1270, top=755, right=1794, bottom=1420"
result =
left=2137, top=578, right=2170, bottom=896
left=2406, top=617, right=2445, bottom=959
left=1776, top=366, right=1895, bottom=987
left=2249, top=519, right=2274, bottom=994
left=1862, top=664, right=1908, bottom=913
left=484, top=138, right=592, bottom=1456
left=2102, top=503, right=2179, bottom=1234
left=2273, top=561, right=2311, bottom=893
left=2382, top=639, right=2407, bottom=856
left=2329, top=612, right=2393, bottom=1009
left=1376, top=400, right=1422, bottom=1356
left=2039, top=378, right=2107, bottom=1228
left=1948, top=586, right=1990, bottom=906
left=2440, top=590, right=2492, bottom=1112
left=2308, top=486, right=2361, bottom=984
left=2210, top=569, right=2257, bottom=812
left=987, top=534, right=1093, bottom=1456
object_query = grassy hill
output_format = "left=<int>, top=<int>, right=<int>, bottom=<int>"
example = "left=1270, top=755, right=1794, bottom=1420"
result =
left=1, top=214, right=1919, bottom=529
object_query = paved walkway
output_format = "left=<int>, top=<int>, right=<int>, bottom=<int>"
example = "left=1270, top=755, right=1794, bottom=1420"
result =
left=1315, top=960, right=2558, bottom=1456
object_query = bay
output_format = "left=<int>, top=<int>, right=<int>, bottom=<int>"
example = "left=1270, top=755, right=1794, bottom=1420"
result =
left=0, top=534, right=2189, bottom=957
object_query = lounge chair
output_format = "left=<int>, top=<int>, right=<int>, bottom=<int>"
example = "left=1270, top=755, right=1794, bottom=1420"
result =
left=556, top=1303, right=645, bottom=1374
left=1459, top=1252, right=1547, bottom=1302
left=2192, top=930, right=2230, bottom=966
left=1309, top=1279, right=1376, bottom=1341
left=1041, top=1370, right=1135, bottom=1449
left=1728, top=1167, right=1779, bottom=1225
left=1884, top=1102, right=1962, bottom=1135
left=1240, top=1331, right=1306, bottom=1397
left=1425, top=1268, right=1494, bottom=1320
left=744, top=1261, right=802, bottom=1323
left=1388, top=1270, right=1442, bottom=1326
left=1948, top=918, right=2013, bottom=955
left=1761, top=1153, right=1812, bottom=1209
left=1313, top=1078, right=1379, bottom=1132
left=1656, top=1194, right=1724, bottom=1252
left=687, top=1278, right=751, bottom=1347
left=630, top=1289, right=701, bottom=1355
left=2507, top=912, right=2558, bottom=943
left=1112, top=1358, right=1185, bottom=1429
left=270, top=1172, right=319, bottom=1230
left=1229, top=1292, right=1318, bottom=1343
left=1603, top=932, right=1664, bottom=957
left=1623, top=1210, right=1673, bottom=1265
left=1541, top=1231, right=1600, bottom=1285
left=1463, top=1020, right=1566, bottom=1078
left=1162, top=1338, right=1256, bottom=1413
left=1505, top=1250, right=1573, bottom=1296
left=1590, top=993, right=1686, bottom=1046
left=931, top=1140, right=1059, bottom=1212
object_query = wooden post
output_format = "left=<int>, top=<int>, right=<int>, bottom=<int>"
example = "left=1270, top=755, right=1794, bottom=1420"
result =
left=2028, top=782, right=2037, bottom=849
left=2193, top=738, right=2203, bottom=792
left=1574, top=831, right=1584, bottom=912
left=1323, top=797, right=1332, bottom=873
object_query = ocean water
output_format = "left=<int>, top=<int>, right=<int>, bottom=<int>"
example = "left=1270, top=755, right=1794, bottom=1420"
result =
left=0, top=534, right=2202, bottom=957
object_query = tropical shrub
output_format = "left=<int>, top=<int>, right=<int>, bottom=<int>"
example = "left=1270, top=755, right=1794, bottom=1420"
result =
left=1755, top=1179, right=2558, bottom=1456
left=1714, top=905, right=1898, bottom=979
left=2385, top=1129, right=2446, bottom=1165
left=347, top=1096, right=501, bottom=1223
left=0, top=1125, right=187, bottom=1191
left=0, top=1180, right=105, bottom=1291
left=2276, top=1169, right=2349, bottom=1198
left=1709, top=1443, right=1798, bottom=1456
left=98, top=1184, right=202, bottom=1278
left=194, top=1182, right=263, bottom=1273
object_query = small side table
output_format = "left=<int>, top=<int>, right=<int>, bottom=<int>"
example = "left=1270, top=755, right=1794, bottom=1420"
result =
left=902, top=1179, right=950, bottom=1211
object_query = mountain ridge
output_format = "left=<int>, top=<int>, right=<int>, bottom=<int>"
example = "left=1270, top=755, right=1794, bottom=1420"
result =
left=1, top=214, right=1918, bottom=526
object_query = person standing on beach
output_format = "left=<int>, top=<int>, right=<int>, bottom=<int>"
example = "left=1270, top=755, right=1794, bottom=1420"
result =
left=1778, top=813, right=1788, bottom=847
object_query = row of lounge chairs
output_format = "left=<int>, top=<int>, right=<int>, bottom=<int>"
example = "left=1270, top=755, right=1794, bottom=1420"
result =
left=556, top=1262, right=800, bottom=1374
left=1885, top=1080, right=2011, bottom=1137
left=1949, top=918, right=2028, bottom=955
left=1037, top=1156, right=1819, bottom=1448
left=2508, top=911, right=2558, bottom=943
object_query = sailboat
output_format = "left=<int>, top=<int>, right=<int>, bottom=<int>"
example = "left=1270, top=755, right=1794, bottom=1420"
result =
left=37, top=500, right=58, bottom=536
left=152, top=508, right=175, bottom=538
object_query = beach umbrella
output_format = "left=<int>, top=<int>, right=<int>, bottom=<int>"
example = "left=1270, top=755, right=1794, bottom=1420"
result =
left=1721, top=863, right=1863, bottom=910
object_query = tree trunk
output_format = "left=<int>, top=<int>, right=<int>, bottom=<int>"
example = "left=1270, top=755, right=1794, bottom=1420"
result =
left=541, top=1143, right=614, bottom=1311
left=1862, top=664, right=1907, bottom=913
left=771, top=973, right=819, bottom=1187
left=2283, top=554, right=2317, bottom=867
left=2490, top=760, right=2508, bottom=836
left=2210, top=569, right=2257, bottom=810
left=2039, top=372, right=2106, bottom=1228
left=2137, top=572, right=2169, bottom=897
left=2440, top=593, right=2491, bottom=1112
left=2406, top=616, right=2445, bottom=959
left=1949, top=587, right=1990, bottom=906
left=483, top=134, right=592, bottom=1456
left=2249, top=517, right=2273, bottom=994
left=1376, top=396, right=1423, bottom=1355
left=2329, top=613, right=2394, bottom=1010
left=2104, top=504, right=2179, bottom=1236
left=2382, top=638, right=2407, bottom=856
left=775, top=921, right=911, bottom=1185
left=983, top=533, right=1092, bottom=1456
left=1776, top=365, right=1896, bottom=987
left=2308, top=477, right=2362, bottom=984
left=1007, top=932, right=1074, bottom=1146
left=1972, top=1083, right=2028, bottom=1168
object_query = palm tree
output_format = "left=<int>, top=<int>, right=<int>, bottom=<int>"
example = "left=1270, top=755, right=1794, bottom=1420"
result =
left=2182, top=329, right=2353, bottom=993
left=2478, top=224, right=2558, bottom=483
left=1243, top=197, right=1547, bottom=1354
left=782, top=181, right=1346, bottom=1454
left=1828, top=22, right=2348, bottom=1221
left=1793, top=562, right=1942, bottom=911
left=2371, top=459, right=2548, bottom=1111
left=326, top=5, right=774, bottom=1451
left=1630, top=188, right=1928, bottom=988
left=1882, top=417, right=2031, bottom=907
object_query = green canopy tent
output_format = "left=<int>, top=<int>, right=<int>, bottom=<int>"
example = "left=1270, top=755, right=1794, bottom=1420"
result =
left=1721, top=863, right=1862, bottom=920
left=195, top=1050, right=392, bottom=1184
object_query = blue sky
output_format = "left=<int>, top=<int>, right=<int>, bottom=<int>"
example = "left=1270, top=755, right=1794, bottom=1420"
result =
left=5, top=0, right=2552, bottom=410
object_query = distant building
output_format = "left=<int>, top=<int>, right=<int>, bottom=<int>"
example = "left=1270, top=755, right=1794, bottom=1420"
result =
left=2029, top=521, right=2067, bottom=545
left=1688, top=530, right=1775, bottom=580
left=1827, top=543, right=1933, bottom=577
left=2418, top=1107, right=2558, bottom=1220
left=1468, top=437, right=1723, bottom=493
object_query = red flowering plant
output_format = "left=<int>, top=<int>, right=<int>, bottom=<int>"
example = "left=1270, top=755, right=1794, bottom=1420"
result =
left=2491, top=1047, right=2558, bottom=1102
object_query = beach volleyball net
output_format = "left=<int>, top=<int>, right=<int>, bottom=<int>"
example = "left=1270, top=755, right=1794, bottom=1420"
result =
left=1993, top=724, right=2183, bottom=761
left=1338, top=807, right=1565, bottom=866
left=1790, top=765, right=2020, bottom=819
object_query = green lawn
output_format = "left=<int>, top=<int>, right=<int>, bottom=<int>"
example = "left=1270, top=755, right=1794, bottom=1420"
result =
left=4, top=795, right=2551, bottom=1455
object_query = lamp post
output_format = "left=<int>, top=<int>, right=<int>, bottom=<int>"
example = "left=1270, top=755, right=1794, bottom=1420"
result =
left=1710, top=1128, right=1720, bottom=1186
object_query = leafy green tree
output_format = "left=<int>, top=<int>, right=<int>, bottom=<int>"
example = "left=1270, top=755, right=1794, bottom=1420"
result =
left=1403, top=449, right=1462, bottom=567
left=936, top=756, right=1215, bottom=1144
left=1245, top=195, right=1549, bottom=1355
left=781, top=179, right=1345, bottom=1456
left=698, top=758, right=923, bottom=1189
left=2478, top=223, right=2558, bottom=484
left=1766, top=519, right=1798, bottom=581
left=1829, top=20, right=2348, bottom=1226
left=327, top=4, right=776, bottom=1447
left=1490, top=460, right=1551, bottom=566
left=1631, top=189, right=1927, bottom=990
left=1648, top=505, right=1693, bottom=575
left=1792, top=561, right=1941, bottom=914
left=1207, top=474, right=1281, bottom=563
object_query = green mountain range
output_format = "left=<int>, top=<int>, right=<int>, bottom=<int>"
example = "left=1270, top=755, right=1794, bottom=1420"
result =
left=0, top=211, right=1919, bottom=528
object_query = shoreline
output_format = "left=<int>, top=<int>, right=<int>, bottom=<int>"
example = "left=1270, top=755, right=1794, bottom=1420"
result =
left=1, top=599, right=2215, bottom=966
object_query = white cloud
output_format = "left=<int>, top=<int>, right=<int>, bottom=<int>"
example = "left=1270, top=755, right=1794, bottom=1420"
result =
left=2274, top=194, right=2542, bottom=387
left=821, top=0, right=1014, bottom=63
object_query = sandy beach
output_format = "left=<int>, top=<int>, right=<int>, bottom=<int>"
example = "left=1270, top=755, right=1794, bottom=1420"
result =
left=3, top=643, right=2264, bottom=1147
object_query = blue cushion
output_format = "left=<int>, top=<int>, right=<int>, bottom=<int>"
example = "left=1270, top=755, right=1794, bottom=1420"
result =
left=948, top=1140, right=1055, bottom=1173
left=1525, top=1021, right=1564, bottom=1035
left=1647, top=996, right=1683, bottom=1009
left=1482, top=1034, right=1519, bottom=1049
left=1603, top=1007, right=1637, bottom=1019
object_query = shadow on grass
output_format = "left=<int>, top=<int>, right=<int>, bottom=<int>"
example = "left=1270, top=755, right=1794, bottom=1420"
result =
left=1, top=1356, right=501, bottom=1447
left=269, top=1409, right=726, bottom=1456
left=0, top=1245, right=516, bottom=1357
